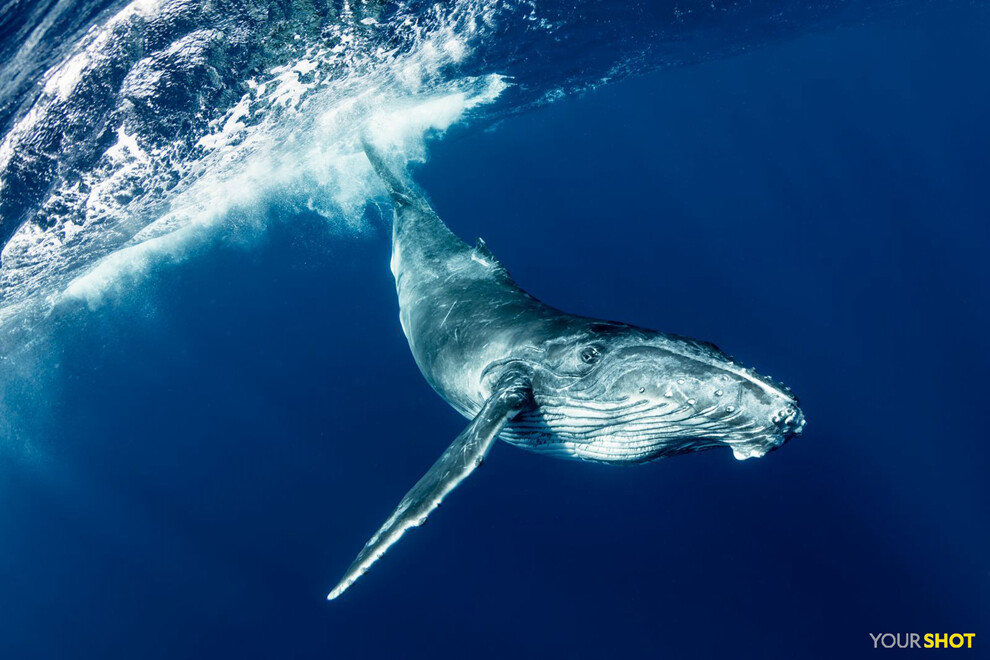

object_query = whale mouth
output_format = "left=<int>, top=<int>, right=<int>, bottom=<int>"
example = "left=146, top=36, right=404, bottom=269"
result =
left=728, top=434, right=786, bottom=461
left=731, top=443, right=771, bottom=461
left=728, top=406, right=805, bottom=460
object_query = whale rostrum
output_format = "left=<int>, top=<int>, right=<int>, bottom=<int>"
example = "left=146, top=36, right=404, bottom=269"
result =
left=327, top=139, right=806, bottom=600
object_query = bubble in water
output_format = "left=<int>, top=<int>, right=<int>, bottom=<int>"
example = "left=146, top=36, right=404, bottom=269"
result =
left=715, top=389, right=723, bottom=396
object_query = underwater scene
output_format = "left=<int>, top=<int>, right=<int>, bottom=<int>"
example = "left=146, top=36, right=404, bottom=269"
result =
left=0, top=1, right=987, bottom=658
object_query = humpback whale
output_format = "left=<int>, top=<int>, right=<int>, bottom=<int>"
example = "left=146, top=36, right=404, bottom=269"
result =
left=327, top=140, right=806, bottom=600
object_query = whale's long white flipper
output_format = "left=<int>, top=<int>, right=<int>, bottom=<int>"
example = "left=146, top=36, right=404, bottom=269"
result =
left=327, top=373, right=532, bottom=601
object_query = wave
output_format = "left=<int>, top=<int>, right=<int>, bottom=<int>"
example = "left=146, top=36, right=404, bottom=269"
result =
left=0, top=0, right=952, bottom=333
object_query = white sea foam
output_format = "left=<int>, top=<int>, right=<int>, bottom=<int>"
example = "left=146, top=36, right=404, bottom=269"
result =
left=64, top=76, right=507, bottom=309
left=0, top=0, right=511, bottom=326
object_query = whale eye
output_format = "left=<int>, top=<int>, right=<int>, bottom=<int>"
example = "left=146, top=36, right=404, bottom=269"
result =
left=580, top=345, right=603, bottom=364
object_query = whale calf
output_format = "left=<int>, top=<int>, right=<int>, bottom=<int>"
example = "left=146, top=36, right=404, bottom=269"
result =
left=327, top=140, right=806, bottom=600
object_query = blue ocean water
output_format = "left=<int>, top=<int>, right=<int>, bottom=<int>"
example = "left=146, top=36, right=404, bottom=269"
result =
left=0, top=1, right=988, bottom=658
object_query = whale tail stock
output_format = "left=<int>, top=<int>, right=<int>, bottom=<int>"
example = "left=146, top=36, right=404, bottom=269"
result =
left=327, top=370, right=533, bottom=601
left=360, top=137, right=432, bottom=213
left=360, top=136, right=467, bottom=246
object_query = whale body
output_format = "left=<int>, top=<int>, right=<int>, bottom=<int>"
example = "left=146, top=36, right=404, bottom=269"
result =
left=327, top=140, right=805, bottom=600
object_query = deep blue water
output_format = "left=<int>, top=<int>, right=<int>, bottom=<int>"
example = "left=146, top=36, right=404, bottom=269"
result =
left=1, top=3, right=988, bottom=659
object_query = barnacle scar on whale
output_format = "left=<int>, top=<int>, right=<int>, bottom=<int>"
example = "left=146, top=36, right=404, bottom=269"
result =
left=326, top=137, right=805, bottom=600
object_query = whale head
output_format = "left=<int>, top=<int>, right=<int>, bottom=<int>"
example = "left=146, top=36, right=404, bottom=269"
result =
left=504, top=320, right=805, bottom=463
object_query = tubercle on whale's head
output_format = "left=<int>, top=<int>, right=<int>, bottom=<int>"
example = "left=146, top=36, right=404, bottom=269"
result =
left=520, top=320, right=806, bottom=463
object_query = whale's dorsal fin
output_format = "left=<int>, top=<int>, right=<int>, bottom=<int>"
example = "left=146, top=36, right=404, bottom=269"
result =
left=474, top=237, right=495, bottom=260
left=471, top=237, right=506, bottom=271
left=327, top=371, right=533, bottom=601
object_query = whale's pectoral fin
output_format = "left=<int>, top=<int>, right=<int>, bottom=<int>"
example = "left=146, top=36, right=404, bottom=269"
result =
left=327, top=372, right=533, bottom=601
